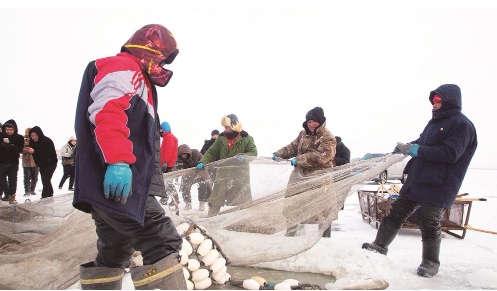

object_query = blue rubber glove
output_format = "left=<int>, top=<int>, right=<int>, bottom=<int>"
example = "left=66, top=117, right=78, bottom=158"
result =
left=235, top=153, right=245, bottom=162
left=290, top=157, right=297, bottom=166
left=104, top=163, right=132, bottom=204
left=407, top=144, right=419, bottom=157
left=272, top=153, right=277, bottom=161
left=197, top=162, right=205, bottom=170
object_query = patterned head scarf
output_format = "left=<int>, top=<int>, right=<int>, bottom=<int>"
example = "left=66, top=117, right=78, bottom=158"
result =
left=122, top=24, right=179, bottom=87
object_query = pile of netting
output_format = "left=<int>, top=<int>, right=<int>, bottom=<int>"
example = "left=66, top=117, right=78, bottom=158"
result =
left=0, top=154, right=405, bottom=289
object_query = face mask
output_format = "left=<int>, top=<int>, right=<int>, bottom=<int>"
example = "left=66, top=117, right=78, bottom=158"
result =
left=149, top=48, right=179, bottom=87
left=122, top=25, right=179, bottom=87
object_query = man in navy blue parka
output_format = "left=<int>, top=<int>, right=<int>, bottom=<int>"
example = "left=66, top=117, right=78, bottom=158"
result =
left=362, top=84, right=477, bottom=278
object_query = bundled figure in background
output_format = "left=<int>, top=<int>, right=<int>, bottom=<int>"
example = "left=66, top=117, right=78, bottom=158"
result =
left=177, top=144, right=211, bottom=211
left=26, top=126, right=58, bottom=200
left=0, top=120, right=24, bottom=204
left=272, top=107, right=336, bottom=237
left=58, top=136, right=77, bottom=191
left=334, top=135, right=351, bottom=213
left=197, top=114, right=257, bottom=216
left=159, top=121, right=180, bottom=208
left=200, top=129, right=220, bottom=155
left=72, top=24, right=186, bottom=290
left=21, top=127, right=39, bottom=197
left=334, top=136, right=351, bottom=167
left=362, top=84, right=477, bottom=278
left=0, top=122, right=9, bottom=201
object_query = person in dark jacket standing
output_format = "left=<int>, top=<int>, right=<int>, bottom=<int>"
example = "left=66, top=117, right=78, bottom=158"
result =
left=200, top=129, right=220, bottom=155
left=177, top=144, right=211, bottom=211
left=72, top=24, right=185, bottom=289
left=25, top=126, right=58, bottom=200
left=362, top=84, right=477, bottom=278
left=0, top=119, right=24, bottom=204
left=334, top=136, right=350, bottom=166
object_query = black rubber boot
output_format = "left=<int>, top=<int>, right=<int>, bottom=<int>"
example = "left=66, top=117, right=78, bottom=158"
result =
left=417, top=236, right=441, bottom=277
left=322, top=224, right=332, bottom=238
left=79, top=261, right=124, bottom=290
left=362, top=219, right=401, bottom=255
left=131, top=253, right=186, bottom=290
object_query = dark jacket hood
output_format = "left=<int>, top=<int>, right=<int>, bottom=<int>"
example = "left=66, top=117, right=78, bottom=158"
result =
left=2, top=119, right=19, bottom=135
left=429, top=84, right=462, bottom=120
left=29, top=126, right=46, bottom=141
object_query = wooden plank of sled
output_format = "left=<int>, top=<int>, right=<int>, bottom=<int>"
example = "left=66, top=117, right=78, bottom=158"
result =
left=388, top=184, right=401, bottom=194
left=464, top=225, right=497, bottom=235
left=455, top=197, right=487, bottom=202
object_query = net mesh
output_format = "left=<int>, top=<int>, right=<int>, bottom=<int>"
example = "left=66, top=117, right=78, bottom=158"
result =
left=0, top=154, right=405, bottom=289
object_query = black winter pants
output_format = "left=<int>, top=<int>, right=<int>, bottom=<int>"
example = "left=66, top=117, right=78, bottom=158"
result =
left=0, top=163, right=19, bottom=196
left=384, top=195, right=446, bottom=241
left=39, top=163, right=57, bottom=198
left=23, top=166, right=39, bottom=193
left=59, top=164, right=75, bottom=189
left=91, top=195, right=182, bottom=269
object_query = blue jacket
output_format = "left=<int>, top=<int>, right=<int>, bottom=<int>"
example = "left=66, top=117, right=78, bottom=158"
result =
left=73, top=53, right=158, bottom=225
left=400, top=84, right=477, bottom=208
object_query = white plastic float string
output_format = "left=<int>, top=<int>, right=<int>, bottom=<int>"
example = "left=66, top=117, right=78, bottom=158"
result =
left=176, top=220, right=232, bottom=289
left=231, top=276, right=324, bottom=290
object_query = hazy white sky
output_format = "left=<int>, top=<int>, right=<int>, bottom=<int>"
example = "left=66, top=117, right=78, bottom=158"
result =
left=1, top=1, right=496, bottom=168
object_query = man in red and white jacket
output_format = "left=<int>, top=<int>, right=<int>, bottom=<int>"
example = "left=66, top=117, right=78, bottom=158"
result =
left=73, top=24, right=186, bottom=290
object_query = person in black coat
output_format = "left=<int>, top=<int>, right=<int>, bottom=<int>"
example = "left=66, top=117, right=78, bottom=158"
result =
left=362, top=84, right=477, bottom=278
left=200, top=129, right=220, bottom=155
left=25, top=126, right=58, bottom=199
left=0, top=119, right=24, bottom=204
left=334, top=136, right=350, bottom=166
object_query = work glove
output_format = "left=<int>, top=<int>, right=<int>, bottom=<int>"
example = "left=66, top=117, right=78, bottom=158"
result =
left=104, top=163, right=132, bottom=204
left=290, top=157, right=297, bottom=167
left=235, top=153, right=245, bottom=162
left=272, top=153, right=277, bottom=161
left=407, top=144, right=419, bottom=157
left=395, top=142, right=413, bottom=155
left=197, top=162, right=205, bottom=170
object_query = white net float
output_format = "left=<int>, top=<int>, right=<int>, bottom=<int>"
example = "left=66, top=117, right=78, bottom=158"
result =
left=196, top=238, right=213, bottom=257
left=187, top=232, right=205, bottom=245
left=201, top=249, right=219, bottom=266
left=186, top=258, right=201, bottom=272
left=193, top=277, right=212, bottom=290
left=242, top=278, right=260, bottom=290
left=209, top=257, right=226, bottom=274
left=181, top=238, right=193, bottom=256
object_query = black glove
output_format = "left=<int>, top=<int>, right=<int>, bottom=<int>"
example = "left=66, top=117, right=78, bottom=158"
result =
left=166, top=167, right=174, bottom=173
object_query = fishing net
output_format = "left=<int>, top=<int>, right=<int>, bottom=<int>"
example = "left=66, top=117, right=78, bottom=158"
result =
left=0, top=154, right=405, bottom=289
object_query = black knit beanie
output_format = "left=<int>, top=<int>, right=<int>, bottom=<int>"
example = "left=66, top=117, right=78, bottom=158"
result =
left=305, top=107, right=326, bottom=124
